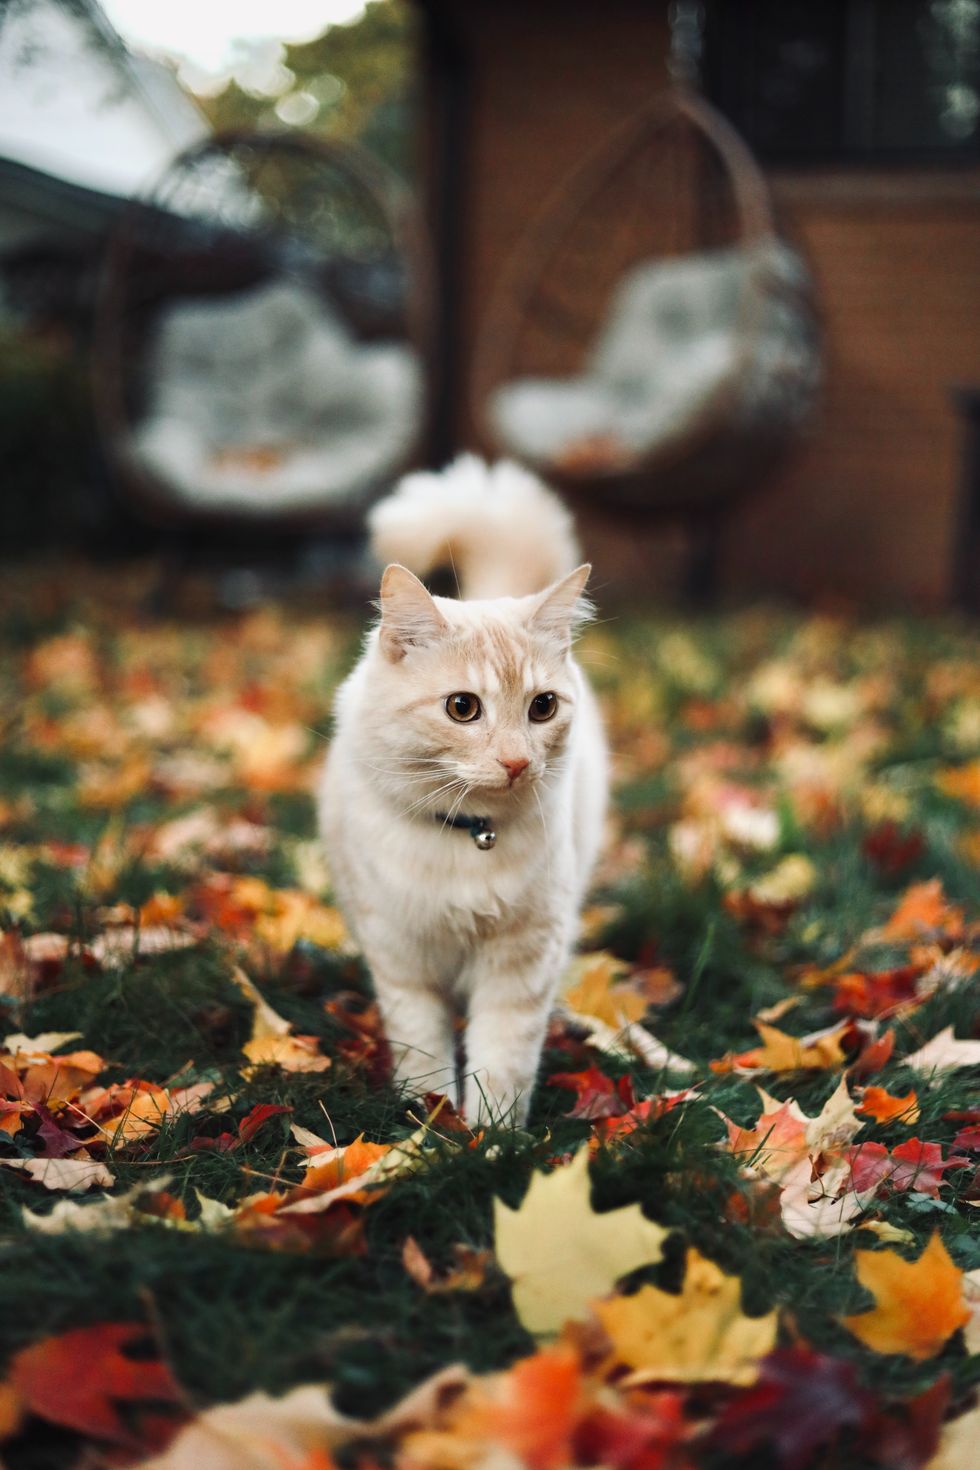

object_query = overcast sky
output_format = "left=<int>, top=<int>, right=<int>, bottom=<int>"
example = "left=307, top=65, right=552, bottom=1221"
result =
left=99, top=1, right=367, bottom=84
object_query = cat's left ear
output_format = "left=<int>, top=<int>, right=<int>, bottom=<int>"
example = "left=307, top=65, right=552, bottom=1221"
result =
left=528, top=564, right=593, bottom=646
left=378, top=564, right=449, bottom=661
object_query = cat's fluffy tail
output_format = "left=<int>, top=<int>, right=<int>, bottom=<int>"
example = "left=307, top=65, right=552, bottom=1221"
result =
left=368, top=455, right=581, bottom=599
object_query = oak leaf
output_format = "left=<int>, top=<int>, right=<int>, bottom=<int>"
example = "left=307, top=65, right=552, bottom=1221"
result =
left=841, top=1233, right=970, bottom=1359
left=596, top=1247, right=778, bottom=1385
left=494, top=1148, right=668, bottom=1336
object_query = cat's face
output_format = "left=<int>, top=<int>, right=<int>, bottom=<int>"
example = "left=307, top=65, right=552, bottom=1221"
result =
left=358, top=564, right=590, bottom=818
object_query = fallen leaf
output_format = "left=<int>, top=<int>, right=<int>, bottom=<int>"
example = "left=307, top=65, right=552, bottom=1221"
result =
left=878, top=880, right=963, bottom=942
left=927, top=1400, right=980, bottom=1470
left=903, top=1027, right=980, bottom=1078
left=405, top=1346, right=581, bottom=1470
left=493, top=1148, right=669, bottom=1336
left=777, top=1156, right=864, bottom=1240
left=21, top=1178, right=176, bottom=1235
left=846, top=1139, right=962, bottom=1201
left=709, top=1346, right=875, bottom=1470
left=596, top=1247, right=778, bottom=1385
left=561, top=952, right=647, bottom=1029
left=857, top=1086, right=920, bottom=1125
left=402, top=1236, right=492, bottom=1295
left=6, top=1322, right=182, bottom=1446
left=711, top=1020, right=851, bottom=1075
left=841, top=1232, right=970, bottom=1359
left=241, top=1033, right=332, bottom=1075
left=139, top=1367, right=469, bottom=1470
left=1, top=1154, right=115, bottom=1192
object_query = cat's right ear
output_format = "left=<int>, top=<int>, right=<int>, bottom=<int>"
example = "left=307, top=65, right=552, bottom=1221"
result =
left=378, top=564, right=448, bottom=662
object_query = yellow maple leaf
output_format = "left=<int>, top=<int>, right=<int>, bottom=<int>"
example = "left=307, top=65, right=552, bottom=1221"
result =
left=841, top=1232, right=970, bottom=1360
left=562, top=952, right=646, bottom=1029
left=711, top=1020, right=850, bottom=1075
left=493, top=1149, right=668, bottom=1337
left=232, top=966, right=332, bottom=1076
left=595, top=1247, right=778, bottom=1385
left=241, top=1034, right=331, bottom=1076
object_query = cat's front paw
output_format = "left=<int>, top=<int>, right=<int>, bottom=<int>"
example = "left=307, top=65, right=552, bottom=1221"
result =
left=463, top=1070, right=532, bottom=1129
left=390, top=1045, right=458, bottom=1105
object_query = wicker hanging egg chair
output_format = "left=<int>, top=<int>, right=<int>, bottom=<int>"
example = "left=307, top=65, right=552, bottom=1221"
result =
left=94, top=130, right=429, bottom=533
left=471, top=87, right=821, bottom=520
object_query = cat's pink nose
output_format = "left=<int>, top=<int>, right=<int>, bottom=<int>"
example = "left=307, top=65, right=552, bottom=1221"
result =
left=499, top=757, right=529, bottom=783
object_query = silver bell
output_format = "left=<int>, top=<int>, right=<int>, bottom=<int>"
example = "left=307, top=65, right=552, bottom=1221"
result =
left=473, top=827, right=497, bottom=851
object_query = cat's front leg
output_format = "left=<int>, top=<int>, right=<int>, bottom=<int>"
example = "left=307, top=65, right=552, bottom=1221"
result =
left=358, top=922, right=458, bottom=1101
left=463, top=921, right=570, bottom=1127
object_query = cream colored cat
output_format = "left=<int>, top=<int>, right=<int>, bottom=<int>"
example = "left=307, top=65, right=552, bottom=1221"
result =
left=318, top=456, right=607, bottom=1124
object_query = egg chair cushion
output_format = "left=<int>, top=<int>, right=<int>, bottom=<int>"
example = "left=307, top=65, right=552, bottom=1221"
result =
left=127, top=278, right=421, bottom=516
left=490, top=241, right=817, bottom=472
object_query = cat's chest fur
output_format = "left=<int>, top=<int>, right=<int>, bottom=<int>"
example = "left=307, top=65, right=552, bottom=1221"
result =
left=320, top=755, right=573, bottom=952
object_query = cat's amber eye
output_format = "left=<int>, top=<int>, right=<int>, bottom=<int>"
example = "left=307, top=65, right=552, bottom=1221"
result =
left=528, top=692, right=558, bottom=722
left=446, top=692, right=482, bottom=722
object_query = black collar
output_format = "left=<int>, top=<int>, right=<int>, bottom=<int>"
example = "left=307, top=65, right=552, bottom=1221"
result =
left=433, top=812, right=497, bottom=849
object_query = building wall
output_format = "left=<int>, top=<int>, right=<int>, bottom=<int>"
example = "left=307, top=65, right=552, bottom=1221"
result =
left=422, top=0, right=980, bottom=606
left=728, top=183, right=980, bottom=606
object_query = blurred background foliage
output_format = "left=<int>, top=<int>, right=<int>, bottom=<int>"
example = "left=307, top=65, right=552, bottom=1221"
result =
left=196, top=0, right=418, bottom=178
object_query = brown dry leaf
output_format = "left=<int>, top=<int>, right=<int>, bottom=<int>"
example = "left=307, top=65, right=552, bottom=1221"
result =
left=6, top=1043, right=105, bottom=1107
left=595, top=1246, right=778, bottom=1385
left=402, top=1236, right=492, bottom=1295
left=841, top=1232, right=970, bottom=1359
left=493, top=1147, right=669, bottom=1337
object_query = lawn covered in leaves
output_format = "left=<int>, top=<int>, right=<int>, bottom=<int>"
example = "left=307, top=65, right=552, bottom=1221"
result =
left=0, top=563, right=978, bottom=1470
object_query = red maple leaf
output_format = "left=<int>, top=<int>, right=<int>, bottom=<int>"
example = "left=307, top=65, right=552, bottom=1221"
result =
left=547, top=1066, right=634, bottom=1120
left=846, top=1139, right=962, bottom=1199
left=8, top=1323, right=183, bottom=1447
left=238, top=1102, right=292, bottom=1145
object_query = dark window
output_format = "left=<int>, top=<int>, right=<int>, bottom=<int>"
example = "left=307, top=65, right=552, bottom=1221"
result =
left=701, top=0, right=980, bottom=164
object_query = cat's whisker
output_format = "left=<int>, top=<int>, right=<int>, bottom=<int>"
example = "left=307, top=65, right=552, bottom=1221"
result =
left=531, top=783, right=553, bottom=888
left=441, top=782, right=473, bottom=832
left=400, top=778, right=466, bottom=819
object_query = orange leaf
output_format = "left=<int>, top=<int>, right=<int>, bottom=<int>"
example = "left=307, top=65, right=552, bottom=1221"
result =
left=879, top=880, right=963, bottom=942
left=8, top=1322, right=182, bottom=1445
left=936, top=760, right=980, bottom=809
left=841, top=1233, right=970, bottom=1359
left=412, top=1347, right=581, bottom=1470
left=857, top=1086, right=920, bottom=1125
left=16, top=1050, right=104, bottom=1107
